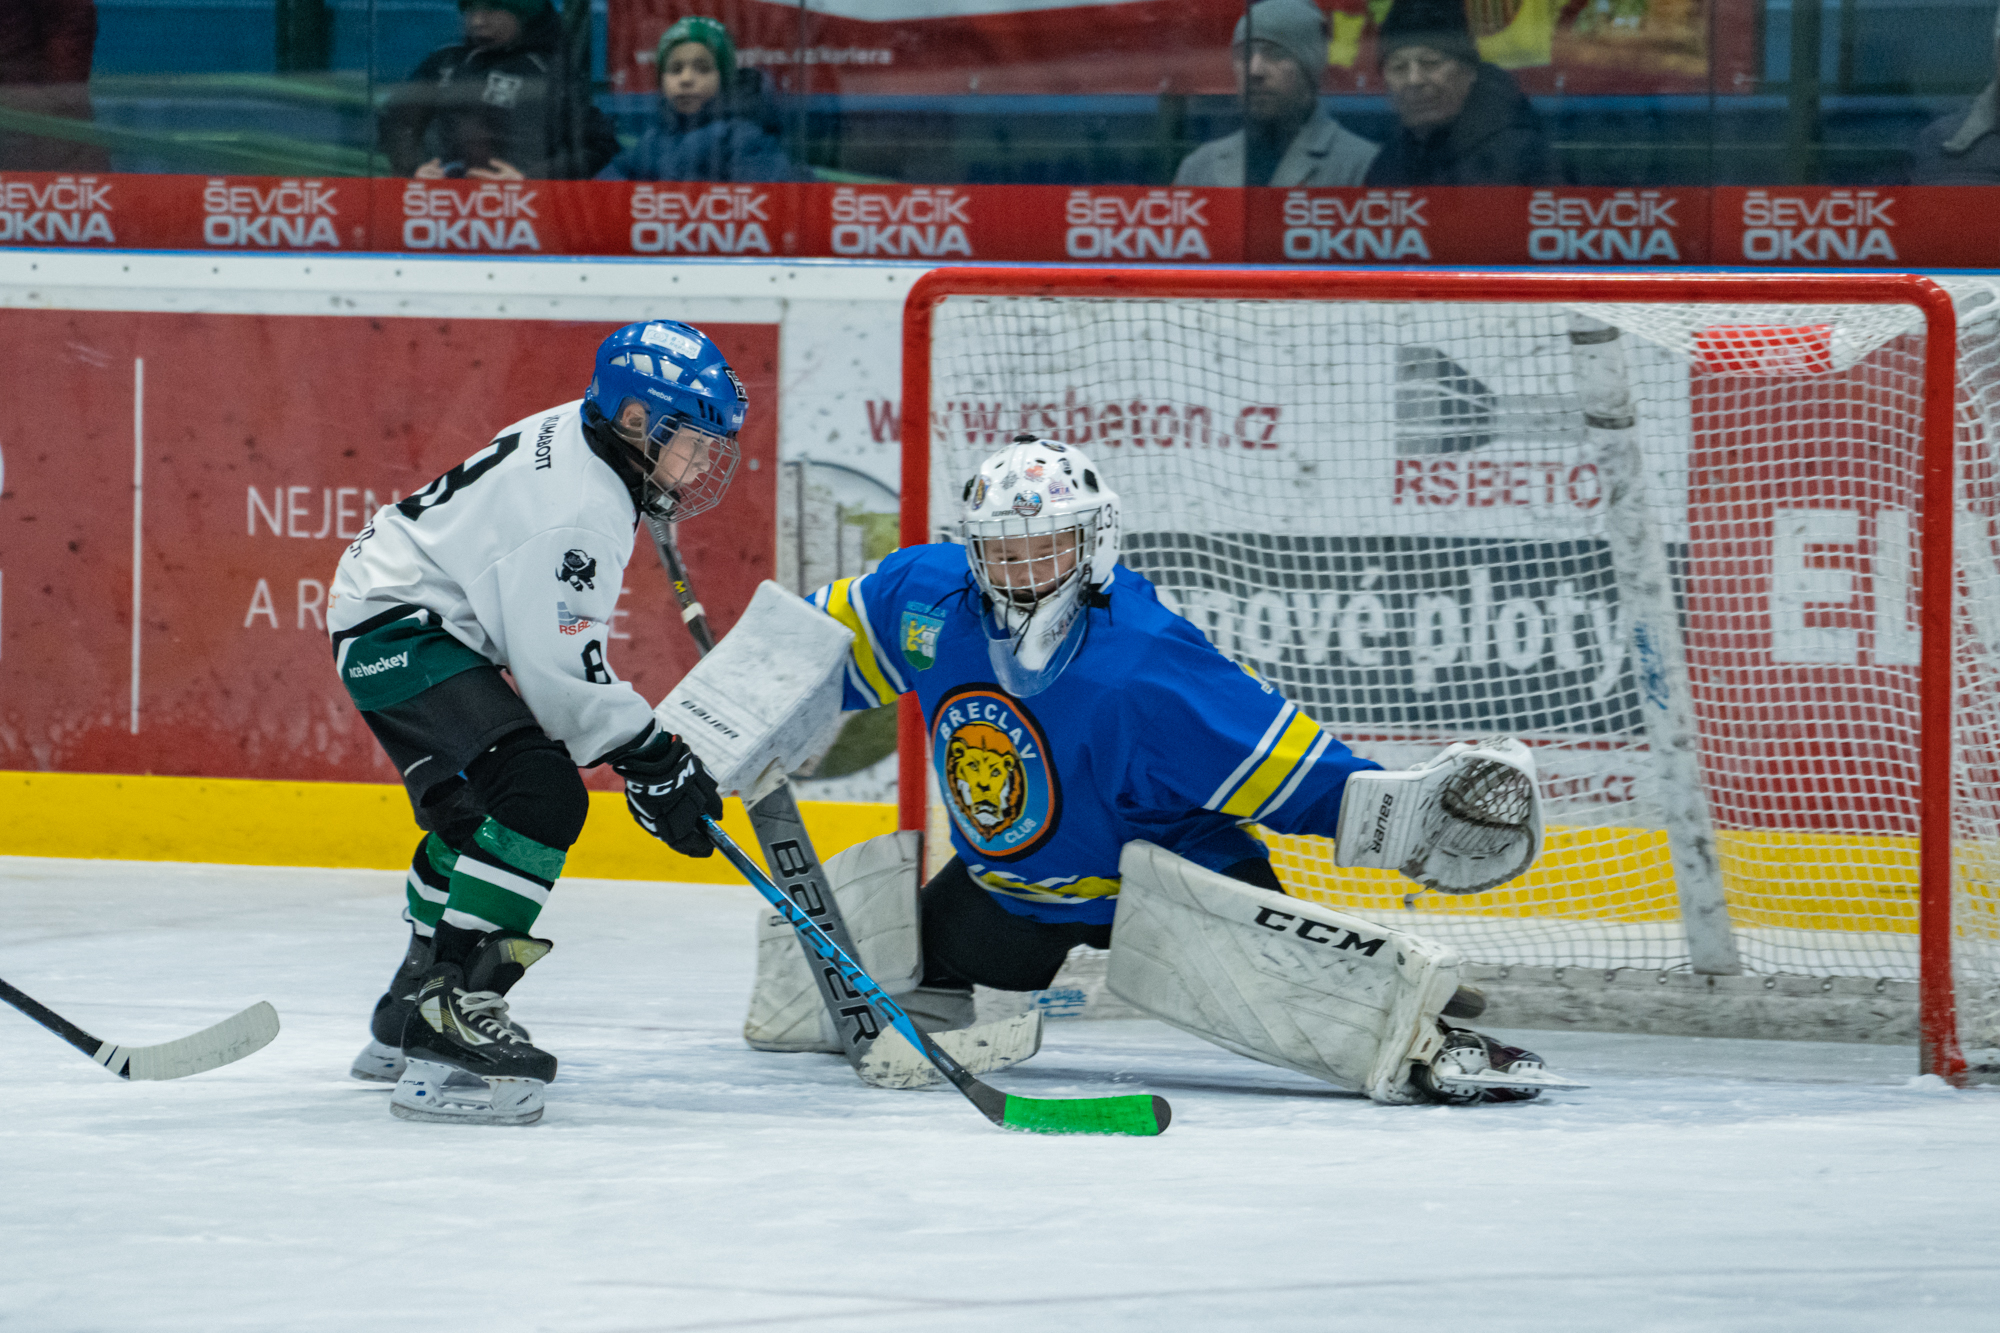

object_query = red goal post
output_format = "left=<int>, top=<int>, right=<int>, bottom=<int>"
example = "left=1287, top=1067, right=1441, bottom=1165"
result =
left=898, top=267, right=1969, bottom=1080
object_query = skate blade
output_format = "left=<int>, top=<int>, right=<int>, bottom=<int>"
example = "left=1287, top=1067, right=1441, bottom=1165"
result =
left=389, top=1059, right=546, bottom=1125
left=1434, top=1063, right=1588, bottom=1095
left=856, top=1012, right=1044, bottom=1090
left=349, top=1038, right=405, bottom=1084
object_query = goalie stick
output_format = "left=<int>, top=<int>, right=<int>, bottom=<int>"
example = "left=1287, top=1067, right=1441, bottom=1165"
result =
left=647, top=517, right=882, bottom=1068
left=705, top=816, right=1169, bottom=1135
left=1, top=976, right=279, bottom=1081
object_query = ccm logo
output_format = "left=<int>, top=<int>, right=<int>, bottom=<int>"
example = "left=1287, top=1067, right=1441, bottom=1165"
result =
left=1254, top=907, right=1385, bottom=956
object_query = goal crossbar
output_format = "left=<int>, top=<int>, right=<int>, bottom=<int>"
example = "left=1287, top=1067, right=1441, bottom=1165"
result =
left=897, top=267, right=1965, bottom=1081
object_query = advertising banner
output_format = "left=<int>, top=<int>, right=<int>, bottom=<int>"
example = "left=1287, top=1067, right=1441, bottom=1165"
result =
left=0, top=310, right=778, bottom=786
left=1712, top=186, right=2000, bottom=269
left=6, top=173, right=1998, bottom=269
left=1243, top=185, right=1709, bottom=264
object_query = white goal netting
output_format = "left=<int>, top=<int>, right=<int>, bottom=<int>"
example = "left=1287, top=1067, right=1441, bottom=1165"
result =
left=921, top=278, right=2000, bottom=1053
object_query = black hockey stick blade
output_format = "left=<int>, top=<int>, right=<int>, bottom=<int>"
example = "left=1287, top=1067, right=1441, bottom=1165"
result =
left=705, top=818, right=1169, bottom=1136
left=1, top=976, right=280, bottom=1081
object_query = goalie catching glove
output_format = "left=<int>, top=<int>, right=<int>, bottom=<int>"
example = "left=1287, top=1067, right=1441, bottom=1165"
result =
left=1335, top=738, right=1542, bottom=894
left=614, top=728, right=723, bottom=858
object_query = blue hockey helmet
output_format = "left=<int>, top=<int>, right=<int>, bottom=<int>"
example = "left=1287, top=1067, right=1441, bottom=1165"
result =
left=584, top=320, right=746, bottom=520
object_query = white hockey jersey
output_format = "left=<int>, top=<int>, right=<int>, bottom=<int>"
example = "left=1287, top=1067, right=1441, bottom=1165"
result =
left=329, top=400, right=655, bottom=766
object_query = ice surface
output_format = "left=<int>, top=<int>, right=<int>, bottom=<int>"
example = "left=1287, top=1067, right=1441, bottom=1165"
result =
left=2, top=855, right=1998, bottom=1332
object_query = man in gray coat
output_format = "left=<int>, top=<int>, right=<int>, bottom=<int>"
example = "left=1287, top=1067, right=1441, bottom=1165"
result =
left=1175, top=0, right=1378, bottom=188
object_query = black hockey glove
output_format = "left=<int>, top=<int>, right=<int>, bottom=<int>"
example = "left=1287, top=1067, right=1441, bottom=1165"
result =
left=612, top=731, right=723, bottom=858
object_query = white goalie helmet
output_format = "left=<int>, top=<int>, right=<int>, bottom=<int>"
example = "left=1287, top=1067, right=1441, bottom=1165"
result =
left=961, top=433, right=1120, bottom=697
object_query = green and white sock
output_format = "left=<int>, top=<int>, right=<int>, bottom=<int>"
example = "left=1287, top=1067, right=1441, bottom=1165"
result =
left=403, top=834, right=455, bottom=938
left=437, top=817, right=566, bottom=937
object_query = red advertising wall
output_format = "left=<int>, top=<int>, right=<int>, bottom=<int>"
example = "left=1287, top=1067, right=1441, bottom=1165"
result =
left=7, top=173, right=1995, bottom=268
left=0, top=311, right=777, bottom=788
left=1681, top=339, right=1926, bottom=835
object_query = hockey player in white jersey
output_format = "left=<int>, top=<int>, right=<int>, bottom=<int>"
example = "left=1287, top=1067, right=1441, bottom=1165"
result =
left=709, top=434, right=1582, bottom=1105
left=331, top=320, right=742, bottom=1124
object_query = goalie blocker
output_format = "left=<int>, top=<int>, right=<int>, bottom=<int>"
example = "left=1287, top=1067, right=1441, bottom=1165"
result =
left=1108, top=841, right=1585, bottom=1104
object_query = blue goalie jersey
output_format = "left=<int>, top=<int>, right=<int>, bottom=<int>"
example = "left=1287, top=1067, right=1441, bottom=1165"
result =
left=812, top=543, right=1381, bottom=926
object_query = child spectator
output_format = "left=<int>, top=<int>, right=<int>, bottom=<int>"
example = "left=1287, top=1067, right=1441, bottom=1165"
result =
left=597, top=16, right=806, bottom=183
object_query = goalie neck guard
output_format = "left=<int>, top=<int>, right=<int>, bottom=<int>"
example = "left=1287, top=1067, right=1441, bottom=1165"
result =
left=582, top=320, right=746, bottom=521
left=961, top=434, right=1119, bottom=697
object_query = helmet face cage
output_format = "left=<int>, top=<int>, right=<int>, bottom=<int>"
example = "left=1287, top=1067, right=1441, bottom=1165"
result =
left=966, top=516, right=1092, bottom=615
left=586, top=321, right=747, bottom=521
left=960, top=436, right=1119, bottom=687
left=628, top=409, right=740, bottom=521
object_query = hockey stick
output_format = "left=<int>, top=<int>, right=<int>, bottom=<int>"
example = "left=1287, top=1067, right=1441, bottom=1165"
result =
left=645, top=514, right=715, bottom=653
left=647, top=516, right=880, bottom=1064
left=705, top=816, right=1170, bottom=1136
left=0, top=976, right=279, bottom=1081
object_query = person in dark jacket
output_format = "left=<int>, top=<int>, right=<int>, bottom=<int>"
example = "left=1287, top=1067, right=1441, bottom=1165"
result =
left=597, top=15, right=806, bottom=183
left=379, top=0, right=618, bottom=180
left=0, top=0, right=110, bottom=170
left=1363, top=0, right=1557, bottom=187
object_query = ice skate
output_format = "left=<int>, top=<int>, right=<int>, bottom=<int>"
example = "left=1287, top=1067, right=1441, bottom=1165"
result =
left=390, top=931, right=556, bottom=1125
left=349, top=929, right=433, bottom=1083
left=352, top=928, right=540, bottom=1083
left=1414, top=1026, right=1587, bottom=1104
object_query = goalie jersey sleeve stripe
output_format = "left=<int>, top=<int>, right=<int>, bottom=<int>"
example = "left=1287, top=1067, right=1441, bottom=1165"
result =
left=1213, top=708, right=1329, bottom=820
left=819, top=576, right=904, bottom=707
left=1204, top=702, right=1299, bottom=811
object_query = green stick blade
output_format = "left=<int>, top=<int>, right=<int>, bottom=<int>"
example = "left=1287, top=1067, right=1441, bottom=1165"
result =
left=1000, top=1092, right=1170, bottom=1136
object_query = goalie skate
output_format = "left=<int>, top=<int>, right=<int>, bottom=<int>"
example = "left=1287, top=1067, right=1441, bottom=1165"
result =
left=389, top=1058, right=545, bottom=1126
left=1415, top=1027, right=1588, bottom=1104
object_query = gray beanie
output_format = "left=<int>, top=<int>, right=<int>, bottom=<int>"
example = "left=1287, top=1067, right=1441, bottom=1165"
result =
left=1233, top=0, right=1330, bottom=81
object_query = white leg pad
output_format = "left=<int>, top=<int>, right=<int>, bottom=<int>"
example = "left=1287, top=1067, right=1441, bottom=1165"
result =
left=1107, top=840, right=1461, bottom=1104
left=743, top=830, right=925, bottom=1052
left=855, top=1011, right=1045, bottom=1089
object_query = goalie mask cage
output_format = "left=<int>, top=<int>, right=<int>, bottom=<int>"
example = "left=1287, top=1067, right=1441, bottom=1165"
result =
left=898, top=268, right=2000, bottom=1083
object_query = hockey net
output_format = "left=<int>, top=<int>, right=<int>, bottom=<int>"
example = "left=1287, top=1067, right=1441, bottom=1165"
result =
left=902, top=270, right=2000, bottom=1074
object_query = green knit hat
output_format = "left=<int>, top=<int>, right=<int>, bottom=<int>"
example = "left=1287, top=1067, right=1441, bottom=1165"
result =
left=655, top=15, right=737, bottom=91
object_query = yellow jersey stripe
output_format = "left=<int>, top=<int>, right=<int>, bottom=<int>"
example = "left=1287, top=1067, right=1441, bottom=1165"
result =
left=1256, top=730, right=1332, bottom=822
left=1219, top=710, right=1325, bottom=819
left=1204, top=702, right=1295, bottom=810
left=823, top=577, right=900, bottom=707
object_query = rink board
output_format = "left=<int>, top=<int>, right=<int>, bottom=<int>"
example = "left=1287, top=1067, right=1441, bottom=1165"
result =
left=0, top=765, right=1941, bottom=931
left=0, top=769, right=893, bottom=884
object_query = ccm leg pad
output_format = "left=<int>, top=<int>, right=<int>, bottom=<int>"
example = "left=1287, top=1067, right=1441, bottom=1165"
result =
left=1107, top=840, right=1461, bottom=1103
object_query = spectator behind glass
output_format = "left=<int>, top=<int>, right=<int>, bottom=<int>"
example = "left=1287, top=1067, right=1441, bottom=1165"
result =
left=1911, top=6, right=2000, bottom=183
left=1363, top=0, right=1557, bottom=187
left=380, top=0, right=618, bottom=180
left=1174, top=0, right=1378, bottom=187
left=0, top=0, right=110, bottom=170
left=597, top=16, right=806, bottom=183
